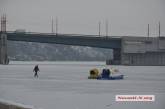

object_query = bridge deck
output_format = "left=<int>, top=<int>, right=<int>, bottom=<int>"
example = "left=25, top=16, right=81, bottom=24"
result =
left=5, top=32, right=121, bottom=49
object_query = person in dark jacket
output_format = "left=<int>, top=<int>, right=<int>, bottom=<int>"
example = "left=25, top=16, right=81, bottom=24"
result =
left=33, top=65, right=40, bottom=78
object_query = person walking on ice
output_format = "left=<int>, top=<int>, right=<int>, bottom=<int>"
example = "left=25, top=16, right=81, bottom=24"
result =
left=33, top=65, right=40, bottom=78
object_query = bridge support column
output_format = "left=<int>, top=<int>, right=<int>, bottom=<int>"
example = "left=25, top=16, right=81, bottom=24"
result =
left=0, top=33, right=9, bottom=64
left=113, top=48, right=121, bottom=64
left=106, top=48, right=121, bottom=65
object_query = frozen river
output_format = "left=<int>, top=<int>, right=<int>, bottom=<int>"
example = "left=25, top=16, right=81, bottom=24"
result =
left=0, top=61, right=165, bottom=109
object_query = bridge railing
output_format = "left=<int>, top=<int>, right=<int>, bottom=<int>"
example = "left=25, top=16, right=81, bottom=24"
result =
left=5, top=31, right=123, bottom=39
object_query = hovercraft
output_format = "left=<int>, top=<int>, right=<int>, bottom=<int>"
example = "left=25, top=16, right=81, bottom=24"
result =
left=88, top=68, right=124, bottom=80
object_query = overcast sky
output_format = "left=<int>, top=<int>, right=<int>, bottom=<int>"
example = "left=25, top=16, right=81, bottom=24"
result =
left=0, top=0, right=165, bottom=36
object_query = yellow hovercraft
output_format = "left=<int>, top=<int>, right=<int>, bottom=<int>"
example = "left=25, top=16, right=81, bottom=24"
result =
left=88, top=68, right=99, bottom=79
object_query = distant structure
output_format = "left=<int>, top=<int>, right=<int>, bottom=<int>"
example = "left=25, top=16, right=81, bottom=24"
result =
left=55, top=17, right=58, bottom=35
left=0, top=15, right=165, bottom=65
left=51, top=18, right=54, bottom=34
left=51, top=17, right=58, bottom=35
left=1, top=14, right=6, bottom=32
left=0, top=14, right=9, bottom=64
left=119, top=36, right=165, bottom=65
left=98, top=21, right=101, bottom=36
left=107, top=22, right=165, bottom=65
left=105, top=19, right=109, bottom=37
left=119, top=22, right=165, bottom=65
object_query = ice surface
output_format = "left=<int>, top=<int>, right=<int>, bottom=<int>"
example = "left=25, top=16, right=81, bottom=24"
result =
left=0, top=61, right=165, bottom=109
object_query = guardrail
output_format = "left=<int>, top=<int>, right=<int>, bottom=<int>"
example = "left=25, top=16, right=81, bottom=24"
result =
left=4, top=31, right=122, bottom=38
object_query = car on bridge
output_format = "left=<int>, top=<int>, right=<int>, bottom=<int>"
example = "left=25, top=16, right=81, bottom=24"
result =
left=14, top=29, right=26, bottom=33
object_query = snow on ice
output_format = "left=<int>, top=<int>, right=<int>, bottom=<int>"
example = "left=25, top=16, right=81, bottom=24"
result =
left=0, top=61, right=165, bottom=109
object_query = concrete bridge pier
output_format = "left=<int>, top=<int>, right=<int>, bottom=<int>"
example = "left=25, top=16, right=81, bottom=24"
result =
left=113, top=48, right=121, bottom=64
left=0, top=33, right=9, bottom=64
left=106, top=48, right=121, bottom=65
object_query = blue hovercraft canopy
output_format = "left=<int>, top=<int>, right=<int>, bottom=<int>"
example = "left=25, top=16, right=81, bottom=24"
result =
left=101, top=69, right=110, bottom=78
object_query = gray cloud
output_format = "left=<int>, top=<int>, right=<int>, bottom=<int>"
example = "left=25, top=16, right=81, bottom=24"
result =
left=0, top=0, right=165, bottom=36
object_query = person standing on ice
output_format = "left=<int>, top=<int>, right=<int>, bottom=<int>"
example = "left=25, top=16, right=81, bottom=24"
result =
left=33, top=65, right=40, bottom=78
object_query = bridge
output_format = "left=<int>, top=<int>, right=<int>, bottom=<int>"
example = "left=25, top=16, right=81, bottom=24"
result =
left=1, top=31, right=164, bottom=65
left=1, top=15, right=165, bottom=65
left=4, top=31, right=122, bottom=64
left=6, top=32, right=121, bottom=49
